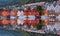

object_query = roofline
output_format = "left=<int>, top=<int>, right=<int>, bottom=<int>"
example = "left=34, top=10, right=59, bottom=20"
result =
left=22, top=2, right=45, bottom=7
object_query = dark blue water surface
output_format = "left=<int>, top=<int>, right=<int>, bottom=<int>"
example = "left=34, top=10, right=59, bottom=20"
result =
left=0, top=28, right=58, bottom=36
left=0, top=28, right=23, bottom=36
left=0, top=0, right=25, bottom=7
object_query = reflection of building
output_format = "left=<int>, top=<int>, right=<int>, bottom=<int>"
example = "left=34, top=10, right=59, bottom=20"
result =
left=0, top=9, right=40, bottom=26
left=45, top=3, right=60, bottom=31
left=1, top=1, right=60, bottom=33
left=17, top=10, right=39, bottom=26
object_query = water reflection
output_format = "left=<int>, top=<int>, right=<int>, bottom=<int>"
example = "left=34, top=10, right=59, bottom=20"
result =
left=0, top=28, right=58, bottom=36
left=21, top=31, right=58, bottom=36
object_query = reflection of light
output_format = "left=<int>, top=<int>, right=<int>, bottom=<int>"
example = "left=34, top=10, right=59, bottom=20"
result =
left=11, top=20, right=17, bottom=25
left=17, top=11, right=24, bottom=16
left=44, top=20, right=48, bottom=25
left=49, top=14, right=55, bottom=16
left=52, top=14, right=55, bottom=16
left=2, top=19, right=10, bottom=25
left=10, top=16, right=17, bottom=20
left=28, top=15, right=35, bottom=20
left=49, top=19, right=55, bottom=21
left=56, top=15, right=60, bottom=20
left=59, top=15, right=60, bottom=16
left=44, top=10, right=48, bottom=16
left=17, top=19, right=24, bottom=25
left=23, top=19, right=39, bottom=25
left=41, top=16, right=48, bottom=20
left=2, top=11, right=10, bottom=16
left=44, top=13, right=47, bottom=16
left=11, top=10, right=17, bottom=16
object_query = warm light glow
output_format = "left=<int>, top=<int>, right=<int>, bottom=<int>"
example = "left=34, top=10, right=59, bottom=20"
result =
left=59, top=14, right=60, bottom=16
left=49, top=19, right=55, bottom=21
left=49, top=14, right=55, bottom=16
left=44, top=20, right=48, bottom=25
left=11, top=20, right=17, bottom=25
left=24, top=10, right=39, bottom=16
left=11, top=10, right=17, bottom=16
left=52, top=14, right=55, bottom=16
left=24, top=19, right=39, bottom=25
left=2, top=11, right=10, bottom=16
left=44, top=10, right=48, bottom=16
left=2, top=19, right=10, bottom=25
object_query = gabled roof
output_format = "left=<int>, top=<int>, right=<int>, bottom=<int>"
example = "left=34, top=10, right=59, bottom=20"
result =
left=46, top=3, right=60, bottom=12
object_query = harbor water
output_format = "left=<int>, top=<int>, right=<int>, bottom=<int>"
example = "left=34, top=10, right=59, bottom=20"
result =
left=0, top=28, right=58, bottom=36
